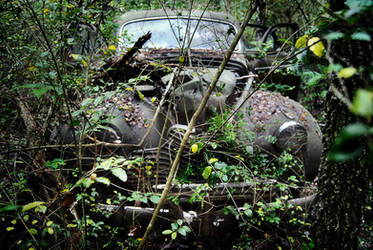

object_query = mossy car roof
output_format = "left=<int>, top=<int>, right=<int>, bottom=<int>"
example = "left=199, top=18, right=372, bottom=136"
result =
left=116, top=9, right=240, bottom=28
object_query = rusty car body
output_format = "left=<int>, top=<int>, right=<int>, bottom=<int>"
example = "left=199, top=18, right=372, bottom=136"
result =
left=54, top=9, right=322, bottom=243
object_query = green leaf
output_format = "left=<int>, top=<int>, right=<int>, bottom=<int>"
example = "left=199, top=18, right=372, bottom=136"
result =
left=162, top=229, right=173, bottom=235
left=324, top=32, right=344, bottom=40
left=96, top=177, right=111, bottom=186
left=178, top=227, right=187, bottom=236
left=46, top=158, right=66, bottom=170
left=46, top=221, right=53, bottom=227
left=328, top=123, right=369, bottom=162
left=183, top=225, right=191, bottom=233
left=0, top=204, right=20, bottom=213
left=47, top=227, right=54, bottom=235
left=22, top=201, right=45, bottom=212
left=202, top=166, right=212, bottom=179
left=111, top=167, right=127, bottom=182
left=81, top=98, right=94, bottom=108
left=32, top=87, right=48, bottom=99
left=28, top=228, right=38, bottom=235
left=171, top=222, right=178, bottom=231
left=149, top=195, right=160, bottom=204
left=351, top=31, right=371, bottom=41
left=351, top=89, right=373, bottom=118
left=97, top=158, right=113, bottom=170
left=78, top=178, right=94, bottom=188
left=6, top=227, right=14, bottom=231
left=177, top=219, right=183, bottom=226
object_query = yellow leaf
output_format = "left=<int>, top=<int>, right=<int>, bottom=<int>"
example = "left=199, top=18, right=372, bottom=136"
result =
left=32, top=220, right=38, bottom=225
left=151, top=97, right=157, bottom=103
left=307, top=37, right=325, bottom=57
left=108, top=45, right=116, bottom=52
left=81, top=59, right=88, bottom=67
left=43, top=8, right=49, bottom=15
left=295, top=34, right=308, bottom=49
left=137, top=90, right=144, bottom=100
left=235, top=155, right=244, bottom=161
left=208, top=158, right=218, bottom=164
left=47, top=227, right=54, bottom=235
left=191, top=144, right=198, bottom=154
left=6, top=227, right=14, bottom=231
left=145, top=165, right=152, bottom=171
left=337, top=67, right=357, bottom=78
left=11, top=220, right=17, bottom=225
left=28, top=66, right=37, bottom=71
left=70, top=54, right=81, bottom=60
left=179, top=56, right=185, bottom=63
left=46, top=221, right=53, bottom=227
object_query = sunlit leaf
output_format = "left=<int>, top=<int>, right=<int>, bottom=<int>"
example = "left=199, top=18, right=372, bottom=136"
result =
left=208, top=158, right=218, bottom=164
left=22, top=201, right=45, bottom=212
left=202, top=166, right=212, bottom=179
left=171, top=231, right=177, bottom=240
left=81, top=59, right=88, bottom=67
left=295, top=34, right=308, bottom=48
left=351, top=31, right=371, bottom=41
left=28, top=228, right=38, bottom=235
left=351, top=89, right=373, bottom=118
left=46, top=221, right=53, bottom=227
left=70, top=54, right=81, bottom=61
left=307, top=37, right=325, bottom=57
left=108, top=45, right=116, bottom=51
left=6, top=227, right=14, bottom=231
left=111, top=167, right=127, bottom=182
left=150, top=195, right=160, bottom=204
left=324, top=32, right=344, bottom=40
left=162, top=229, right=172, bottom=235
left=191, top=144, right=198, bottom=154
left=47, top=227, right=54, bottom=235
left=179, top=56, right=185, bottom=63
left=178, top=227, right=187, bottom=236
left=137, top=90, right=144, bottom=100
left=96, top=177, right=110, bottom=186
left=338, top=67, right=357, bottom=79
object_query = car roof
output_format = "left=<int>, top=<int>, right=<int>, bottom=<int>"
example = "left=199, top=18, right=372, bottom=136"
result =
left=116, top=9, right=240, bottom=28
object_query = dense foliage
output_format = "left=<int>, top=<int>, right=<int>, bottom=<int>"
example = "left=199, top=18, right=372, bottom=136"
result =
left=0, top=0, right=372, bottom=249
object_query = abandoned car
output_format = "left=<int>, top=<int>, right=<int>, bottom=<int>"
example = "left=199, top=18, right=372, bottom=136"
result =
left=54, top=9, right=322, bottom=242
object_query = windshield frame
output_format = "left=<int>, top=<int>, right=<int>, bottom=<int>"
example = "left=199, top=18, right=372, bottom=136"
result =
left=119, top=16, right=242, bottom=51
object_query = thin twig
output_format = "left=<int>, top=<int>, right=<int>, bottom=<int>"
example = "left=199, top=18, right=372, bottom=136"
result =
left=137, top=4, right=258, bottom=249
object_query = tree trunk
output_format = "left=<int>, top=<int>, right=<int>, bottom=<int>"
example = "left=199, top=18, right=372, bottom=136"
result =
left=312, top=3, right=372, bottom=249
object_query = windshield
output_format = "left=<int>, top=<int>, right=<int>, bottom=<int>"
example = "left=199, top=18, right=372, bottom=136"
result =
left=120, top=17, right=237, bottom=50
